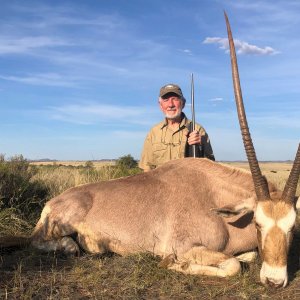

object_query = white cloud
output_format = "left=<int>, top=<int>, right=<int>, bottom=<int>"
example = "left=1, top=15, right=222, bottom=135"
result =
left=0, top=36, right=72, bottom=55
left=179, top=49, right=193, bottom=56
left=203, top=37, right=279, bottom=55
left=209, top=97, right=223, bottom=102
left=44, top=103, right=159, bottom=126
left=0, top=73, right=77, bottom=87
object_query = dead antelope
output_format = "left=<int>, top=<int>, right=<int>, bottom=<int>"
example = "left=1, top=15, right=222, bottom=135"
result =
left=5, top=13, right=299, bottom=288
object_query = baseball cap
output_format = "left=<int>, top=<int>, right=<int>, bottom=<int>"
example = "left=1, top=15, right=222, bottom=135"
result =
left=159, top=84, right=183, bottom=98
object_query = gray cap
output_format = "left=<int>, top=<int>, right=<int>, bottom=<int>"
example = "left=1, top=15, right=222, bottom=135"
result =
left=159, top=84, right=183, bottom=98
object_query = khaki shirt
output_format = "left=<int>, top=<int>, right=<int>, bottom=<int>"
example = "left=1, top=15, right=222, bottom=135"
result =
left=139, top=113, right=214, bottom=171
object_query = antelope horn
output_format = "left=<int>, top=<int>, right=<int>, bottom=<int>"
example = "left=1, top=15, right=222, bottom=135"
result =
left=224, top=12, right=270, bottom=201
left=282, top=144, right=300, bottom=203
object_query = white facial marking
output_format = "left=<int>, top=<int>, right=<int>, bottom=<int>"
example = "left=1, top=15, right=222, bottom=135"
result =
left=277, top=208, right=296, bottom=234
left=256, top=203, right=296, bottom=249
left=255, top=204, right=274, bottom=249
left=256, top=203, right=296, bottom=287
left=260, top=262, right=288, bottom=287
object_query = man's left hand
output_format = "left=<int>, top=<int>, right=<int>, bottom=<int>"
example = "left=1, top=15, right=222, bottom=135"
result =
left=187, top=130, right=201, bottom=145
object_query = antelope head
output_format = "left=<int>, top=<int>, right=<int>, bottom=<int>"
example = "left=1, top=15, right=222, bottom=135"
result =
left=255, top=147, right=300, bottom=288
left=224, top=12, right=300, bottom=287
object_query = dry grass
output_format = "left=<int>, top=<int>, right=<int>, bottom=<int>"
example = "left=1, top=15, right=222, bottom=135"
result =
left=225, top=161, right=299, bottom=195
left=1, top=161, right=300, bottom=299
left=1, top=240, right=300, bottom=299
left=31, top=164, right=139, bottom=199
left=30, top=160, right=115, bottom=169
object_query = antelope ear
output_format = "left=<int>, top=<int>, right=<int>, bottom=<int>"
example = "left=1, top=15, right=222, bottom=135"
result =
left=211, top=198, right=255, bottom=218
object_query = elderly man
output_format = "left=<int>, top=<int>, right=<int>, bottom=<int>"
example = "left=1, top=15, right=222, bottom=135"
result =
left=139, top=83, right=215, bottom=171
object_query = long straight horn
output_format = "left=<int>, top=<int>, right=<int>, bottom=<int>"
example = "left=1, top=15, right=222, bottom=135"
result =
left=282, top=144, right=300, bottom=203
left=224, top=12, right=270, bottom=201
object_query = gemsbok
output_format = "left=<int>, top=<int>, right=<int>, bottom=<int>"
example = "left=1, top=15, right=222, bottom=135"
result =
left=4, top=13, right=299, bottom=288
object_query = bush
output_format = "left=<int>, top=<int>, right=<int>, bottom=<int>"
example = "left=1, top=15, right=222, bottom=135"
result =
left=0, top=155, right=49, bottom=220
left=84, top=161, right=94, bottom=169
left=116, top=154, right=138, bottom=169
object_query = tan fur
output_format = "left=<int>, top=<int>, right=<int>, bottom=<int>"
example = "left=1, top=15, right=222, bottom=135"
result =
left=30, top=157, right=291, bottom=283
left=182, top=246, right=229, bottom=265
left=263, top=226, right=287, bottom=267
left=32, top=158, right=261, bottom=255
left=235, top=251, right=257, bottom=263
left=256, top=196, right=295, bottom=269
left=166, top=246, right=241, bottom=277
left=260, top=197, right=293, bottom=220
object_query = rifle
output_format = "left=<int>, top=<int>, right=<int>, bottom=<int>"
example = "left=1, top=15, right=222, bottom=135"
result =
left=184, top=73, right=203, bottom=158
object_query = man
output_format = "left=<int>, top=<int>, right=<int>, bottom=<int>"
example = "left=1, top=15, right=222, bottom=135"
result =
left=139, top=83, right=215, bottom=171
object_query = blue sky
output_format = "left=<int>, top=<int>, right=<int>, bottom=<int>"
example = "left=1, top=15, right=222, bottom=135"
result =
left=0, top=0, right=299, bottom=161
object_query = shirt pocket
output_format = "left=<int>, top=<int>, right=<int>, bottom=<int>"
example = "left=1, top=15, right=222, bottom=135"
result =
left=152, top=143, right=168, bottom=165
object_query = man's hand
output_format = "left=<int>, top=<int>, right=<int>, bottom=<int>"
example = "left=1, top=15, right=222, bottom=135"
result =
left=187, top=130, right=201, bottom=145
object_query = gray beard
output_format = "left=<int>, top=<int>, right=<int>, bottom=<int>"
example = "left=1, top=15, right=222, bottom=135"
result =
left=165, top=109, right=182, bottom=120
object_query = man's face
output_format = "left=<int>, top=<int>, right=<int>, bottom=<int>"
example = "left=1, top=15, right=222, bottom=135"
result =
left=159, top=92, right=184, bottom=120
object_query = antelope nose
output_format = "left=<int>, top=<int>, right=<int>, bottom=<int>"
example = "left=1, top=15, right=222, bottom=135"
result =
left=265, top=278, right=284, bottom=288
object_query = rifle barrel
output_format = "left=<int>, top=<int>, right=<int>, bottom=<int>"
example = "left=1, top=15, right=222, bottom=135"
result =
left=191, top=73, right=196, bottom=157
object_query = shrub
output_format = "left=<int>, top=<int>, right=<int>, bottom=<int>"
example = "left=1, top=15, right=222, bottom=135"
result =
left=0, top=155, right=49, bottom=220
left=116, top=154, right=138, bottom=169
left=84, top=161, right=94, bottom=169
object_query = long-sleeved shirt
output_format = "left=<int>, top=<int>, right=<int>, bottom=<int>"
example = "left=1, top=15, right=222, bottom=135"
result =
left=139, top=113, right=215, bottom=171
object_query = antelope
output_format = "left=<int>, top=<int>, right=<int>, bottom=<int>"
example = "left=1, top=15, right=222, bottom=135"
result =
left=4, top=13, right=299, bottom=288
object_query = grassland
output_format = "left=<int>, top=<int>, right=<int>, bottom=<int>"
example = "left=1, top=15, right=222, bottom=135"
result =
left=0, top=160, right=300, bottom=299
left=225, top=161, right=299, bottom=194
left=30, top=160, right=115, bottom=169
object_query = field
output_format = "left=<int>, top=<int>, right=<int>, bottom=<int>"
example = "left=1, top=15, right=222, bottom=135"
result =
left=0, top=160, right=300, bottom=299
left=30, top=160, right=116, bottom=169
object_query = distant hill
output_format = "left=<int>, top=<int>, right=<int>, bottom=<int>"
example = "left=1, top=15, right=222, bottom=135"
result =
left=29, top=159, right=293, bottom=163
left=29, top=158, right=58, bottom=162
left=29, top=158, right=117, bottom=162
